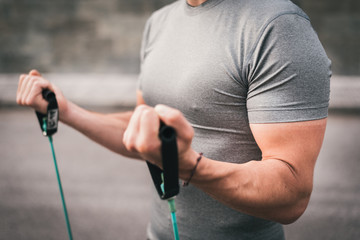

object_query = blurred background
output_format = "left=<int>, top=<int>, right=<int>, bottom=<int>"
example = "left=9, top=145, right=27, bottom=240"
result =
left=0, top=0, right=359, bottom=239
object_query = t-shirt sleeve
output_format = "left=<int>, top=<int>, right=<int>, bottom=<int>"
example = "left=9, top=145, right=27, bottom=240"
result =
left=245, top=13, right=331, bottom=124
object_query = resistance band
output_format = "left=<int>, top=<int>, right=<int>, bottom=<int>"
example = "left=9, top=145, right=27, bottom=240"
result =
left=36, top=90, right=179, bottom=239
left=36, top=90, right=73, bottom=240
left=147, top=123, right=180, bottom=240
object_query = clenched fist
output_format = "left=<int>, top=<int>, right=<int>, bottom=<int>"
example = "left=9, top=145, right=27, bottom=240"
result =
left=123, top=104, right=199, bottom=178
left=16, top=70, right=68, bottom=117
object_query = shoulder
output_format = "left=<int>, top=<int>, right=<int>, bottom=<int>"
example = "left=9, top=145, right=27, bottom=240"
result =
left=226, top=0, right=308, bottom=17
left=218, top=0, right=312, bottom=56
left=141, top=1, right=180, bottom=46
left=146, top=0, right=181, bottom=28
left=219, top=0, right=309, bottom=33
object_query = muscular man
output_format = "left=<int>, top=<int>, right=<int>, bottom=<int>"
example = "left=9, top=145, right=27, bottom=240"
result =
left=17, top=0, right=331, bottom=239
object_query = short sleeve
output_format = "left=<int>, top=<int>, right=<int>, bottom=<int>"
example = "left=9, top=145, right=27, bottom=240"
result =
left=245, top=14, right=331, bottom=124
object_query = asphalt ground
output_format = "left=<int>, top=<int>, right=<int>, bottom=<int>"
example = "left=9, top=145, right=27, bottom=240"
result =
left=0, top=108, right=359, bottom=240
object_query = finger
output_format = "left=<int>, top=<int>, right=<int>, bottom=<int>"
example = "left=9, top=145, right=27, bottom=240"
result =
left=29, top=69, right=41, bottom=76
left=137, top=108, right=161, bottom=154
left=155, top=104, right=194, bottom=141
left=18, top=74, right=49, bottom=112
left=21, top=76, right=40, bottom=105
left=123, top=105, right=148, bottom=152
left=29, top=69, right=55, bottom=93
left=19, top=75, right=33, bottom=105
left=26, top=79, right=49, bottom=112
left=16, top=74, right=27, bottom=104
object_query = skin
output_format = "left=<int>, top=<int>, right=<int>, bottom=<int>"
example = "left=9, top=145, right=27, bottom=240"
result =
left=187, top=0, right=208, bottom=6
left=15, top=0, right=327, bottom=225
left=124, top=101, right=327, bottom=224
left=16, top=69, right=326, bottom=224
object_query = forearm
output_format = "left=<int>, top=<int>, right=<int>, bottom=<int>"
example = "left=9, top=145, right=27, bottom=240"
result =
left=120, top=104, right=324, bottom=224
left=187, top=155, right=311, bottom=224
left=60, top=101, right=140, bottom=158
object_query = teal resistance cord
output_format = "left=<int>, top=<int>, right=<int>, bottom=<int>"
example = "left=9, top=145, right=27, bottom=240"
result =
left=161, top=174, right=180, bottom=240
left=168, top=199, right=179, bottom=240
left=43, top=118, right=73, bottom=240
left=36, top=89, right=73, bottom=240
left=43, top=119, right=73, bottom=240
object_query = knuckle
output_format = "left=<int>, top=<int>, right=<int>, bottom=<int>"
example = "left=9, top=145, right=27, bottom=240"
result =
left=124, top=141, right=136, bottom=152
left=32, top=77, right=41, bottom=84
left=27, top=75, right=35, bottom=82
left=135, top=104, right=148, bottom=112
left=123, top=134, right=136, bottom=152
left=167, top=109, right=182, bottom=123
left=33, top=81, right=42, bottom=88
left=17, top=96, right=24, bottom=105
left=136, top=137, right=147, bottom=153
left=28, top=75, right=41, bottom=84
left=138, top=140, right=157, bottom=154
left=142, top=108, right=156, bottom=118
left=184, top=127, right=194, bottom=141
left=24, top=98, right=33, bottom=106
left=137, top=144, right=147, bottom=153
left=19, top=74, right=27, bottom=81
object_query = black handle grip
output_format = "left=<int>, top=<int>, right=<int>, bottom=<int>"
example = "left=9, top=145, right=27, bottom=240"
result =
left=159, top=125, right=179, bottom=199
left=35, top=89, right=59, bottom=136
left=147, top=123, right=179, bottom=200
left=42, top=89, right=56, bottom=101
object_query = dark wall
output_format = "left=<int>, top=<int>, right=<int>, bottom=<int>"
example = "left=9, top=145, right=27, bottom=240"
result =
left=0, top=0, right=175, bottom=74
left=296, top=0, right=360, bottom=75
left=0, top=0, right=359, bottom=75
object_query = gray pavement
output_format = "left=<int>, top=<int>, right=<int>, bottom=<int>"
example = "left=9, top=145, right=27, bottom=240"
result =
left=1, top=108, right=360, bottom=240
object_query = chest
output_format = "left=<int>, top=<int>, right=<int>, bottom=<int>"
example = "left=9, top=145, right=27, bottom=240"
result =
left=141, top=20, right=249, bottom=131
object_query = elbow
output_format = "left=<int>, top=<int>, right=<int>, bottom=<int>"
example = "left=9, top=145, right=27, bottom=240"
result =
left=277, top=187, right=312, bottom=225
left=278, top=202, right=307, bottom=225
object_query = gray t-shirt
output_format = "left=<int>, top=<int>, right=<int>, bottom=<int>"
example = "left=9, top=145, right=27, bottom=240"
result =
left=138, top=0, right=331, bottom=239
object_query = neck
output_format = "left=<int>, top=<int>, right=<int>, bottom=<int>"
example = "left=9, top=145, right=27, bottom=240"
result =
left=187, top=0, right=208, bottom=7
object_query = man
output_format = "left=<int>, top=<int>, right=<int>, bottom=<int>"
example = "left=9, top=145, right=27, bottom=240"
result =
left=16, top=0, right=331, bottom=239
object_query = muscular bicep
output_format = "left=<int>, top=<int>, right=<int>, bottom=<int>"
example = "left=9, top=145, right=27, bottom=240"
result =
left=250, top=118, right=327, bottom=186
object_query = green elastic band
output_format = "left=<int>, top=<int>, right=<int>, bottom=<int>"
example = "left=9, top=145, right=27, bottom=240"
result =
left=161, top=173, right=180, bottom=240
left=44, top=119, right=73, bottom=240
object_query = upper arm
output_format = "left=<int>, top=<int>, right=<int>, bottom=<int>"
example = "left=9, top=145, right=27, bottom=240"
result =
left=246, top=14, right=331, bottom=124
left=245, top=15, right=330, bottom=191
left=250, top=118, right=327, bottom=191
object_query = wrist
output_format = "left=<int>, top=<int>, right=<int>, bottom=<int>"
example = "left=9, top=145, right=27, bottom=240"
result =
left=58, top=99, right=75, bottom=124
left=179, top=149, right=203, bottom=182
left=182, top=152, right=203, bottom=186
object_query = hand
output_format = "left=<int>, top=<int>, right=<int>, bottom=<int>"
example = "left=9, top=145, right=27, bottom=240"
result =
left=123, top=104, right=198, bottom=176
left=16, top=70, right=68, bottom=117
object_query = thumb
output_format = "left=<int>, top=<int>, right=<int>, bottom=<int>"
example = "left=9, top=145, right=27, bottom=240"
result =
left=29, top=69, right=41, bottom=76
left=155, top=104, right=193, bottom=138
left=28, top=69, right=56, bottom=95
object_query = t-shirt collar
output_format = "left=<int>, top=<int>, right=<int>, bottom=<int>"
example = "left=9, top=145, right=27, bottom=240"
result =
left=184, top=0, right=225, bottom=16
